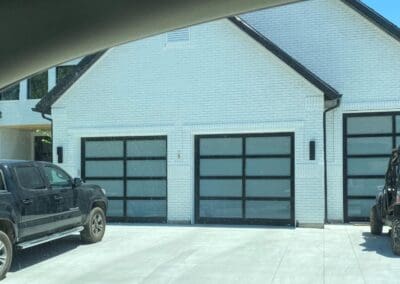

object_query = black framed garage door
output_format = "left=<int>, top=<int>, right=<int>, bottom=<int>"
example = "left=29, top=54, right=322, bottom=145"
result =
left=195, top=133, right=294, bottom=226
left=343, top=112, right=400, bottom=222
left=81, top=136, right=167, bottom=223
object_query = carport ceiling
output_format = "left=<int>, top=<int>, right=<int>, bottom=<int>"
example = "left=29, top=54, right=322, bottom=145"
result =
left=0, top=0, right=302, bottom=90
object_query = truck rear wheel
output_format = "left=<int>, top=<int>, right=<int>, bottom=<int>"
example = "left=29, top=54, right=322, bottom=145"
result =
left=81, top=207, right=106, bottom=244
left=370, top=205, right=383, bottom=235
left=0, top=231, right=12, bottom=280
left=391, top=219, right=400, bottom=256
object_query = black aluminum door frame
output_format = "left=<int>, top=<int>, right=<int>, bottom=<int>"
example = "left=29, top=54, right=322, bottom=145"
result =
left=194, top=132, right=295, bottom=226
left=343, top=112, right=400, bottom=222
left=81, top=136, right=168, bottom=223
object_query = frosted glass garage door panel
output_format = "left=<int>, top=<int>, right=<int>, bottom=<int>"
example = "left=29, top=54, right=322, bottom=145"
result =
left=107, top=200, right=124, bottom=217
left=127, top=160, right=166, bottom=177
left=246, top=158, right=290, bottom=176
left=126, top=140, right=166, bottom=157
left=348, top=199, right=375, bottom=218
left=347, top=158, right=388, bottom=175
left=85, top=141, right=124, bottom=157
left=347, top=116, right=392, bottom=134
left=127, top=180, right=166, bottom=197
left=85, top=161, right=124, bottom=177
left=199, top=200, right=242, bottom=218
left=347, top=179, right=384, bottom=196
left=246, top=201, right=290, bottom=219
left=200, top=159, right=242, bottom=176
left=87, top=180, right=124, bottom=197
left=246, top=137, right=291, bottom=155
left=200, top=179, right=242, bottom=197
left=126, top=200, right=166, bottom=217
left=347, top=137, right=392, bottom=155
left=246, top=179, right=291, bottom=197
left=200, top=138, right=242, bottom=155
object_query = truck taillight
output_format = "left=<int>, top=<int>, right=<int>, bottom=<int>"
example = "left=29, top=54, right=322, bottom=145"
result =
left=397, top=191, right=400, bottom=203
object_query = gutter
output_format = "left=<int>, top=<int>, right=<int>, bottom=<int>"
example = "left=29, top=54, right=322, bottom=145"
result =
left=323, top=97, right=341, bottom=223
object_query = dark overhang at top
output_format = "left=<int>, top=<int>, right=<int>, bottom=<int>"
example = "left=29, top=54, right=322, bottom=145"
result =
left=342, top=0, right=400, bottom=43
left=33, top=51, right=107, bottom=115
left=229, top=16, right=341, bottom=100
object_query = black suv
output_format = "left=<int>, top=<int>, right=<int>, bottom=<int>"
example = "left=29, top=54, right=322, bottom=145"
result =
left=0, top=160, right=108, bottom=279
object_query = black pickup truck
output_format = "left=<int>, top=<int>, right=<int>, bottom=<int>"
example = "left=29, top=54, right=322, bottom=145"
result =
left=0, top=160, right=108, bottom=279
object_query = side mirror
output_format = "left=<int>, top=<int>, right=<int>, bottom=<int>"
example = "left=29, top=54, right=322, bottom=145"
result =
left=73, top=178, right=83, bottom=187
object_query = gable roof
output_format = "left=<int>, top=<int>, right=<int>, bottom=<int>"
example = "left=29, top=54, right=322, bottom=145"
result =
left=33, top=50, right=107, bottom=115
left=229, top=16, right=341, bottom=100
left=342, top=0, right=400, bottom=43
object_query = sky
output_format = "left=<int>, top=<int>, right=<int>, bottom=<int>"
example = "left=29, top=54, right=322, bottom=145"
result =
left=362, top=0, right=400, bottom=26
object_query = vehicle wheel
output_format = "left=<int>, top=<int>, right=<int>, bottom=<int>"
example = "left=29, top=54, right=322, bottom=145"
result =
left=81, top=207, right=106, bottom=244
left=0, top=231, right=13, bottom=280
left=391, top=219, right=400, bottom=256
left=370, top=205, right=383, bottom=235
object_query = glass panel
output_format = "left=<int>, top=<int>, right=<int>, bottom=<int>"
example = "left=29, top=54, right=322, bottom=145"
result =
left=43, top=166, right=72, bottom=188
left=85, top=161, right=124, bottom=177
left=199, top=138, right=242, bottom=156
left=246, top=179, right=291, bottom=197
left=28, top=71, right=48, bottom=99
left=200, top=179, right=242, bottom=197
left=396, top=116, right=400, bottom=133
left=348, top=199, right=375, bottom=218
left=199, top=200, right=242, bottom=218
left=126, top=200, right=166, bottom=217
left=347, top=116, right=392, bottom=134
left=126, top=140, right=166, bottom=157
left=246, top=136, right=291, bottom=155
left=127, top=160, right=166, bottom=177
left=200, top=159, right=242, bottom=176
left=395, top=136, right=400, bottom=148
left=348, top=178, right=384, bottom=197
left=107, top=200, right=124, bottom=217
left=347, top=137, right=392, bottom=155
left=245, top=201, right=290, bottom=219
left=246, top=158, right=290, bottom=176
left=56, top=65, right=78, bottom=84
left=85, top=141, right=123, bottom=158
left=87, top=180, right=124, bottom=197
left=0, top=84, right=19, bottom=100
left=347, top=157, right=388, bottom=175
left=127, top=180, right=166, bottom=197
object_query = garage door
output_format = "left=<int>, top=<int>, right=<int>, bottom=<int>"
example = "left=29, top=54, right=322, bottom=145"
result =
left=81, top=136, right=167, bottom=222
left=343, top=113, right=399, bottom=222
left=195, top=133, right=294, bottom=226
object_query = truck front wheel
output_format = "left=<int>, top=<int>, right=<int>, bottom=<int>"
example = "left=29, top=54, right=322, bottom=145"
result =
left=0, top=231, right=12, bottom=279
left=370, top=205, right=383, bottom=235
left=81, top=207, right=106, bottom=244
left=391, top=219, right=400, bottom=256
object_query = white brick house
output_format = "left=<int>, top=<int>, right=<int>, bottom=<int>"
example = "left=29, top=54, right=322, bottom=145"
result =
left=30, top=0, right=400, bottom=226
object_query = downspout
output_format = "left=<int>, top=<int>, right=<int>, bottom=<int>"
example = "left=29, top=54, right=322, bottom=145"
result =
left=323, top=97, right=341, bottom=223
left=41, top=112, right=53, bottom=162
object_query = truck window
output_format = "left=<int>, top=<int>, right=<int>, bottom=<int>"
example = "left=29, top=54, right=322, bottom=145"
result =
left=15, top=166, right=46, bottom=190
left=43, top=166, right=71, bottom=188
left=0, top=170, right=6, bottom=191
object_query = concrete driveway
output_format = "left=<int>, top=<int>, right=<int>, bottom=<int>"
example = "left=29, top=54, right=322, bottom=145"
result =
left=3, top=224, right=400, bottom=284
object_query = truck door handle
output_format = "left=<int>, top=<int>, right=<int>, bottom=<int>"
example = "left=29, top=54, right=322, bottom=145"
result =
left=53, top=195, right=63, bottom=201
left=22, top=199, right=33, bottom=205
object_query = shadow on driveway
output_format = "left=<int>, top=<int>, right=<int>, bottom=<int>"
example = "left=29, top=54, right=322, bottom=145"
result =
left=10, top=235, right=82, bottom=272
left=359, top=232, right=399, bottom=258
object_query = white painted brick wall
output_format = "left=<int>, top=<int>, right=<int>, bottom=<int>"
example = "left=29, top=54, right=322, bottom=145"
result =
left=243, top=0, right=400, bottom=221
left=52, top=19, right=326, bottom=225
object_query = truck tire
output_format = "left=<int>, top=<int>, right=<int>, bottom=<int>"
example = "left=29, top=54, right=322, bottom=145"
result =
left=0, top=231, right=12, bottom=280
left=391, top=219, right=400, bottom=256
left=370, top=205, right=383, bottom=235
left=81, top=207, right=106, bottom=244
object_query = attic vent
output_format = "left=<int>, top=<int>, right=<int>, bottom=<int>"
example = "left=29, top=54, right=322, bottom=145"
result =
left=166, top=28, right=190, bottom=44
